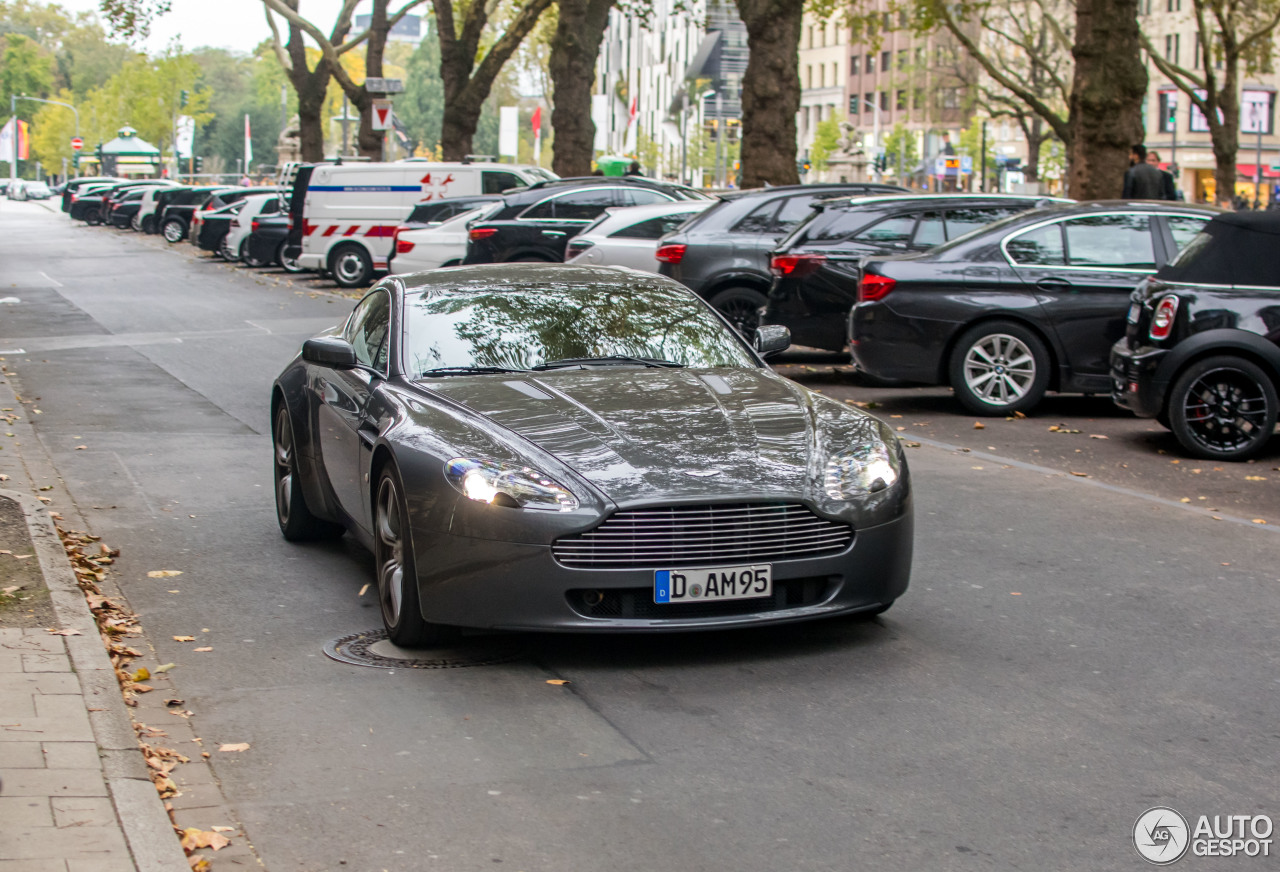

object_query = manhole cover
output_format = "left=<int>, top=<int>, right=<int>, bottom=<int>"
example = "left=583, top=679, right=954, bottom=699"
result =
left=323, top=629, right=526, bottom=669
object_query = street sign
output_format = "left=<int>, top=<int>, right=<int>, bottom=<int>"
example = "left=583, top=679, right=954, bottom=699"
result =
left=70, top=136, right=83, bottom=151
left=364, top=77, right=404, bottom=94
left=372, top=99, right=393, bottom=131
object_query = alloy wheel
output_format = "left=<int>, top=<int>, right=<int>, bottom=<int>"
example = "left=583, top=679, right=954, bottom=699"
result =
left=334, top=251, right=367, bottom=285
left=163, top=221, right=184, bottom=243
left=375, top=475, right=405, bottom=627
left=273, top=407, right=294, bottom=526
left=962, top=333, right=1037, bottom=406
left=1179, top=366, right=1272, bottom=454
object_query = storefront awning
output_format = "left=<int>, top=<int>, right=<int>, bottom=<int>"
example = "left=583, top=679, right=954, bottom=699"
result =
left=1234, top=163, right=1279, bottom=179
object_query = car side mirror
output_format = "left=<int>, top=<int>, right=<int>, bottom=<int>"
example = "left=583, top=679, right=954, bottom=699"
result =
left=302, top=336, right=357, bottom=368
left=754, top=325, right=791, bottom=358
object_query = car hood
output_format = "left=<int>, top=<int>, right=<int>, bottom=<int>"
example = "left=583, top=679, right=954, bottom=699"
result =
left=420, top=367, right=885, bottom=506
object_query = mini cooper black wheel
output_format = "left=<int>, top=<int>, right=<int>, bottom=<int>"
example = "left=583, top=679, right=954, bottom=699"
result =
left=374, top=464, right=458, bottom=647
left=273, top=404, right=344, bottom=541
left=1168, top=356, right=1278, bottom=460
left=950, top=320, right=1051, bottom=416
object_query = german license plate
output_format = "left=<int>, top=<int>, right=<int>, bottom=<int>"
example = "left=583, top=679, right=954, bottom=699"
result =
left=654, top=564, right=772, bottom=604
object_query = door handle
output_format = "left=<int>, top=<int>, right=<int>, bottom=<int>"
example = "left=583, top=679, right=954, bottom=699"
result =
left=1036, top=277, right=1072, bottom=290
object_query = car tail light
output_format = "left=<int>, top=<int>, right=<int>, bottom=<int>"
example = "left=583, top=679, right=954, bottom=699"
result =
left=858, top=271, right=896, bottom=302
left=566, top=240, right=594, bottom=260
left=251, top=220, right=260, bottom=233
left=770, top=253, right=827, bottom=277
left=655, top=243, right=687, bottom=263
left=469, top=227, right=498, bottom=241
left=1149, top=295, right=1179, bottom=341
left=396, top=238, right=415, bottom=253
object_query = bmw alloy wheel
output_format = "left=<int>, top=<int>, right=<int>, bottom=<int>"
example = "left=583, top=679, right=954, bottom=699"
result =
left=963, top=333, right=1037, bottom=406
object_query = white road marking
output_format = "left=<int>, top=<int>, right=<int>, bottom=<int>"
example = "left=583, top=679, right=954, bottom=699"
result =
left=39, top=271, right=63, bottom=287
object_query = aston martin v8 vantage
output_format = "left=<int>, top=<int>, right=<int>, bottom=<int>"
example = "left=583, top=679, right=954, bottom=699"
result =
left=272, top=264, right=913, bottom=645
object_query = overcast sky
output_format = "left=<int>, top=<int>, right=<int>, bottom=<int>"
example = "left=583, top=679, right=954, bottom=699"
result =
left=58, top=0, right=371, bottom=55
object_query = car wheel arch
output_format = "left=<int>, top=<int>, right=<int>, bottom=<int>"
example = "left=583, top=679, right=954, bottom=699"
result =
left=1155, top=331, right=1280, bottom=409
left=701, top=274, right=771, bottom=301
left=940, top=314, right=1062, bottom=391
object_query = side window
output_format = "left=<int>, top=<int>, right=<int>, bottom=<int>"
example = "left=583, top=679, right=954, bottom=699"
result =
left=1166, top=215, right=1210, bottom=252
left=610, top=215, right=687, bottom=239
left=620, top=189, right=671, bottom=206
left=852, top=214, right=916, bottom=246
left=771, top=196, right=820, bottom=232
left=732, top=200, right=780, bottom=234
left=261, top=199, right=280, bottom=215
left=1006, top=223, right=1066, bottom=265
left=482, top=171, right=524, bottom=194
left=345, top=291, right=391, bottom=373
left=1064, top=214, right=1156, bottom=269
left=805, top=210, right=869, bottom=242
left=524, top=189, right=618, bottom=221
left=945, top=206, right=1022, bottom=239
left=912, top=212, right=945, bottom=247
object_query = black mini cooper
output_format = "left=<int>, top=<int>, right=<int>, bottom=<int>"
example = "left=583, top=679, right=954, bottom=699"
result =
left=1111, top=211, right=1280, bottom=460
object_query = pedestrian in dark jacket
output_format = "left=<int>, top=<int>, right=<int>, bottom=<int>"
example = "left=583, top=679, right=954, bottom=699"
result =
left=1146, top=151, right=1180, bottom=200
left=1123, top=143, right=1171, bottom=199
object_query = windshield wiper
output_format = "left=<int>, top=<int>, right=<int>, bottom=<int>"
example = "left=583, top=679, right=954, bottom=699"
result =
left=533, top=355, right=684, bottom=370
left=417, top=365, right=532, bottom=377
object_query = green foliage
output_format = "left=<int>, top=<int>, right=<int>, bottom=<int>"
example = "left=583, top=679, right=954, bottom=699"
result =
left=1, top=33, right=55, bottom=122
left=96, top=0, right=171, bottom=41
left=809, top=111, right=843, bottom=173
left=398, top=28, right=444, bottom=152
left=882, top=121, right=918, bottom=172
left=958, top=115, right=995, bottom=180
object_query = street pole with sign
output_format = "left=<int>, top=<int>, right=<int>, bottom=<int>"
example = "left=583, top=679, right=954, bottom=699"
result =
left=1167, top=94, right=1177, bottom=189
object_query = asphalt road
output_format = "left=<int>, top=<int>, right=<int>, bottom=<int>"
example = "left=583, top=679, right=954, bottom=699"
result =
left=2, top=198, right=1278, bottom=872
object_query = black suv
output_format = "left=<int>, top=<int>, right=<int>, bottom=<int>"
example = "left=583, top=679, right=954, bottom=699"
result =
left=1112, top=210, right=1280, bottom=460
left=761, top=194, right=1067, bottom=351
left=463, top=178, right=708, bottom=265
left=653, top=183, right=907, bottom=331
left=158, top=186, right=236, bottom=243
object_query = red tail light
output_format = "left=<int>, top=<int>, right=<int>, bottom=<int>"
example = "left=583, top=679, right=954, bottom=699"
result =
left=655, top=243, right=687, bottom=263
left=469, top=227, right=498, bottom=241
left=1149, top=295, right=1179, bottom=341
left=858, top=271, right=896, bottom=302
left=770, top=253, right=827, bottom=277
left=396, top=238, right=415, bottom=253
left=251, top=220, right=260, bottom=233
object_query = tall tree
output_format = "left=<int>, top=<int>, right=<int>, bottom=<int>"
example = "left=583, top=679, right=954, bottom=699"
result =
left=96, top=0, right=170, bottom=41
left=433, top=0, right=555, bottom=159
left=1139, top=0, right=1280, bottom=204
left=1067, top=0, right=1147, bottom=199
left=734, top=0, right=804, bottom=186
left=547, top=0, right=614, bottom=176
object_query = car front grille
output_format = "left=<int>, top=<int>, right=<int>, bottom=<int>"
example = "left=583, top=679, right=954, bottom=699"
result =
left=566, top=576, right=838, bottom=619
left=552, top=503, right=854, bottom=569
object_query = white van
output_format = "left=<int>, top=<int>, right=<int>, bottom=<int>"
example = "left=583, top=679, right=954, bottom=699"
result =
left=293, top=161, right=552, bottom=287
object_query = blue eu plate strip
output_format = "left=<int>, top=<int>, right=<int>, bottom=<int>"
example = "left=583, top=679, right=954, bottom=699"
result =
left=654, top=570, right=670, bottom=603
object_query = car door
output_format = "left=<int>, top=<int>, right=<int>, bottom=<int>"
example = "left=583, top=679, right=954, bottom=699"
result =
left=518, top=187, right=622, bottom=257
left=732, top=194, right=826, bottom=275
left=597, top=212, right=692, bottom=270
left=1011, top=213, right=1159, bottom=388
left=314, top=290, right=390, bottom=526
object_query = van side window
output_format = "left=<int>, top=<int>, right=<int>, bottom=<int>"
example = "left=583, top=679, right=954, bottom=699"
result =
left=482, top=171, right=524, bottom=194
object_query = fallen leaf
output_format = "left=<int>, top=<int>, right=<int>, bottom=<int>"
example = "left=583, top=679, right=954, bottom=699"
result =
left=154, top=662, right=175, bottom=673
left=173, top=635, right=195, bottom=642
left=1221, top=562, right=1230, bottom=566
left=193, top=646, right=212, bottom=652
left=75, top=445, right=86, bottom=450
left=1069, top=471, right=1090, bottom=477
left=190, top=857, right=212, bottom=872
left=147, top=570, right=182, bottom=578
left=358, top=584, right=369, bottom=597
left=1245, top=475, right=1267, bottom=481
left=1089, top=434, right=1108, bottom=439
left=133, top=684, right=154, bottom=693
left=47, top=628, right=82, bottom=636
left=180, top=828, right=231, bottom=852
left=211, top=826, right=235, bottom=833
left=169, top=709, right=194, bottom=718
left=1010, top=592, right=1022, bottom=596
left=903, top=441, right=921, bottom=448
left=1180, top=497, right=1191, bottom=503
left=1252, top=519, right=1268, bottom=525
left=895, top=426, right=905, bottom=431
left=164, top=699, right=185, bottom=707
left=1013, top=410, right=1026, bottom=418
left=546, top=679, right=570, bottom=686
left=973, top=422, right=985, bottom=430
left=131, top=667, right=151, bottom=681
left=219, top=743, right=250, bottom=752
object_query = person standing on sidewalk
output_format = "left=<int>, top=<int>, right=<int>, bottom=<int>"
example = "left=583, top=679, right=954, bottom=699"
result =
left=1122, top=144, right=1170, bottom=199
left=1146, top=150, right=1180, bottom=200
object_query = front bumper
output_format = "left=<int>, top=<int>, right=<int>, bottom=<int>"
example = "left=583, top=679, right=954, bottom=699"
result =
left=1110, top=339, right=1169, bottom=418
left=409, top=511, right=913, bottom=633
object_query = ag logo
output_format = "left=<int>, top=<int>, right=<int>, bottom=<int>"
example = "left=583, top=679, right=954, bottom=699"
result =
left=1134, top=807, right=1190, bottom=865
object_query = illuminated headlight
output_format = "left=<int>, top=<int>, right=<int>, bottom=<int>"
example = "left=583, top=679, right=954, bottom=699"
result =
left=444, top=458, right=579, bottom=511
left=824, top=441, right=901, bottom=498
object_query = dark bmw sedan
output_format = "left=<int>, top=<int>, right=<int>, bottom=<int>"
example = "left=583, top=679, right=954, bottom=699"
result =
left=272, top=265, right=912, bottom=644
left=849, top=201, right=1221, bottom=415
left=761, top=193, right=1067, bottom=351
left=1112, top=211, right=1280, bottom=460
left=655, top=183, right=907, bottom=332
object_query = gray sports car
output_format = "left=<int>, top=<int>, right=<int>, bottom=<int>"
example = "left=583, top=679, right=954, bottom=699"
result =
left=271, top=264, right=913, bottom=645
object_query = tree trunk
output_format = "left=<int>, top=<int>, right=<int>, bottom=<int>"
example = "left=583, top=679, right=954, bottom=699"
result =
left=285, top=2, right=332, bottom=162
left=1208, top=64, right=1240, bottom=206
left=1025, top=117, right=1043, bottom=182
left=549, top=0, right=614, bottom=176
left=1066, top=0, right=1147, bottom=199
left=735, top=0, right=803, bottom=188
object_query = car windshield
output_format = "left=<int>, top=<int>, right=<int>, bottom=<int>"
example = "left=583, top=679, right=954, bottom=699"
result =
left=401, top=278, right=757, bottom=376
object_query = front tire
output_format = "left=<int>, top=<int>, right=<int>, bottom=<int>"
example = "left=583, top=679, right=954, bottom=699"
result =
left=276, top=241, right=303, bottom=273
left=329, top=243, right=373, bottom=288
left=241, top=239, right=268, bottom=268
left=374, top=464, right=458, bottom=647
left=950, top=320, right=1051, bottom=416
left=85, top=211, right=102, bottom=226
left=141, top=215, right=156, bottom=234
left=273, top=404, right=345, bottom=541
left=709, top=287, right=767, bottom=335
left=1168, top=356, right=1277, bottom=460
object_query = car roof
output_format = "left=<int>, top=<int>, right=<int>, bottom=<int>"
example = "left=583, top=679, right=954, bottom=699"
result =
left=1209, top=209, right=1280, bottom=234
left=718, top=183, right=909, bottom=201
left=394, top=262, right=687, bottom=293
left=817, top=192, right=1075, bottom=210
left=585, top=200, right=713, bottom=228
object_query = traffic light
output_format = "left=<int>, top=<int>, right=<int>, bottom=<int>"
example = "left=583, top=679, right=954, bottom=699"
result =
left=798, top=159, right=811, bottom=176
left=180, top=89, right=189, bottom=109
left=193, top=156, right=203, bottom=173
left=1165, top=94, right=1177, bottom=130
